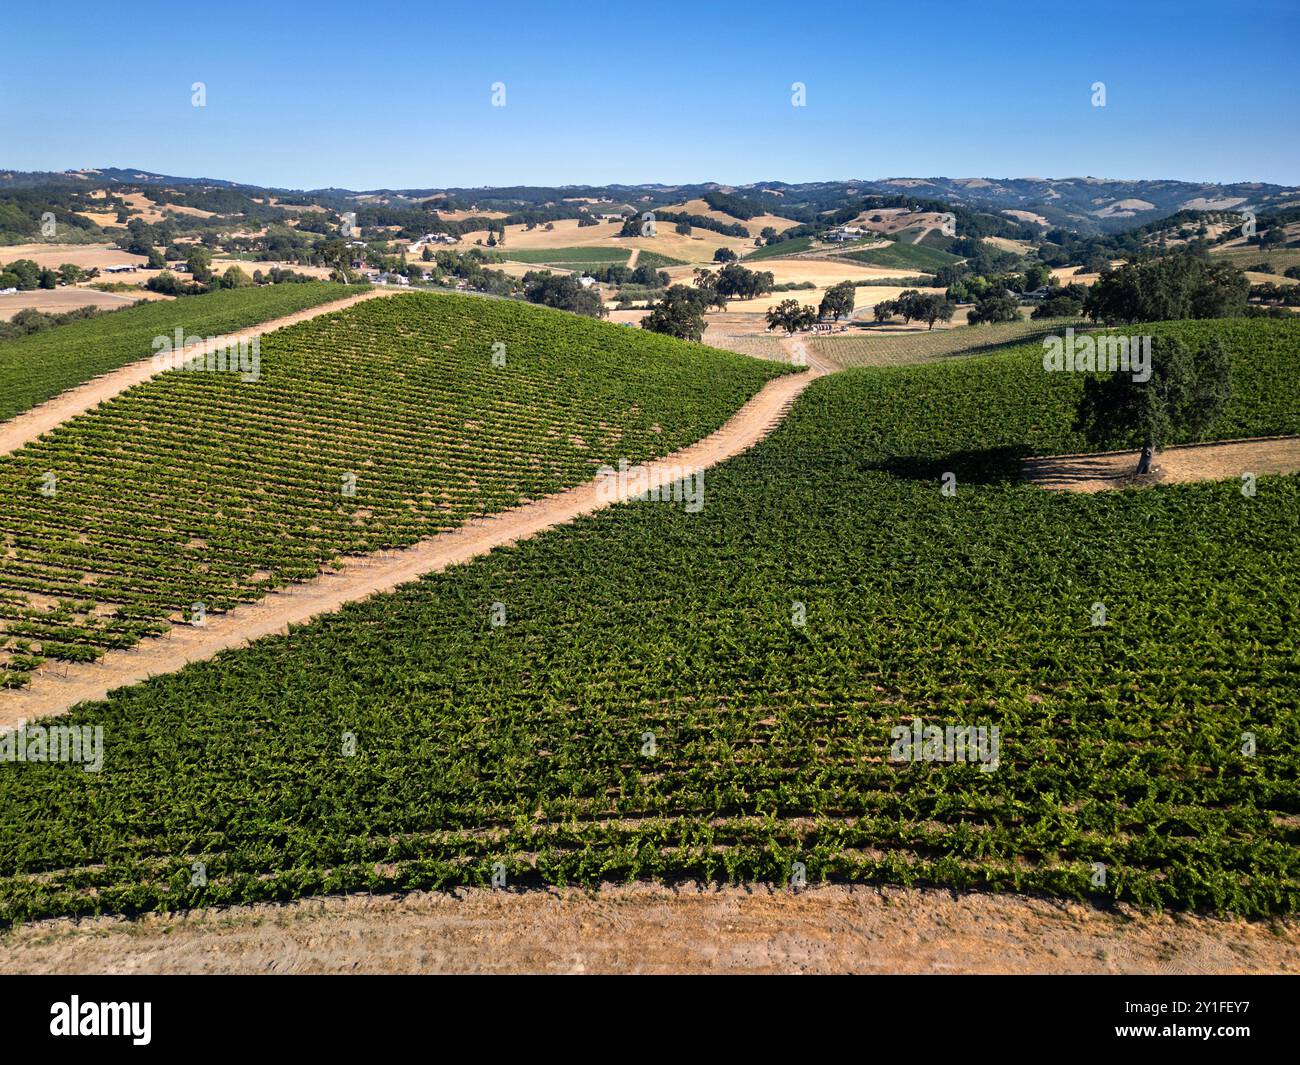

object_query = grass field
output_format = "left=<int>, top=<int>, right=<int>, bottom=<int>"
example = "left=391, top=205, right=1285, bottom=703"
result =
left=499, top=246, right=684, bottom=272
left=0, top=283, right=363, bottom=423
left=745, top=236, right=816, bottom=261
left=0, top=292, right=786, bottom=685
left=1, top=316, right=1295, bottom=923
left=841, top=242, right=962, bottom=272
left=811, top=317, right=1086, bottom=369
left=501, top=247, right=632, bottom=266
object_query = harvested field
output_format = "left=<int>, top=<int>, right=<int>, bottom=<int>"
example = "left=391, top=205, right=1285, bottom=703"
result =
left=0, top=287, right=165, bottom=320
left=0, top=243, right=147, bottom=271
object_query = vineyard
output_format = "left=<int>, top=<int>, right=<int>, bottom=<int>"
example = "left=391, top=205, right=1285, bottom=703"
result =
left=841, top=241, right=961, bottom=272
left=0, top=316, right=1295, bottom=923
left=502, top=247, right=632, bottom=266
left=0, top=291, right=786, bottom=688
left=502, top=247, right=686, bottom=272
left=812, top=317, right=1087, bottom=369
left=0, top=283, right=363, bottom=422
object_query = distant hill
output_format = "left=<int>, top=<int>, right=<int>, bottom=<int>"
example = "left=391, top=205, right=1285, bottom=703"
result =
left=3, top=167, right=1296, bottom=247
left=828, top=176, right=1300, bottom=235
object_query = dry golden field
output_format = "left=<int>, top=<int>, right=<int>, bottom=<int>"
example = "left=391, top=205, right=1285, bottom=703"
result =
left=0, top=286, right=170, bottom=319
left=0, top=242, right=148, bottom=270
left=463, top=214, right=774, bottom=266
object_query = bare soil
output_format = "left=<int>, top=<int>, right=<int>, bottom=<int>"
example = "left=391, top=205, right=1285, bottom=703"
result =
left=2, top=883, right=1292, bottom=974
left=0, top=286, right=167, bottom=320
left=1024, top=437, right=1300, bottom=493
left=0, top=242, right=148, bottom=270
left=0, top=366, right=819, bottom=726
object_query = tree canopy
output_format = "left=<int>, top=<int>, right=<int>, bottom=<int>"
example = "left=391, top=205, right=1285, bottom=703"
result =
left=1073, top=334, right=1232, bottom=473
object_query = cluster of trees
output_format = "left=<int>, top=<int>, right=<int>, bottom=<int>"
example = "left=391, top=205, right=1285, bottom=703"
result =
left=252, top=267, right=317, bottom=284
left=119, top=218, right=181, bottom=256
left=692, top=263, right=776, bottom=303
left=702, top=191, right=764, bottom=221
left=425, top=250, right=519, bottom=296
left=1031, top=287, right=1087, bottom=318
left=523, top=272, right=605, bottom=318
left=640, top=263, right=780, bottom=340
left=1242, top=262, right=1300, bottom=278
left=0, top=304, right=111, bottom=341
left=945, top=260, right=1055, bottom=302
left=1244, top=226, right=1292, bottom=249
left=1248, top=281, right=1300, bottom=307
left=146, top=262, right=256, bottom=295
left=628, top=210, right=749, bottom=239
left=0, top=186, right=104, bottom=242
left=582, top=263, right=670, bottom=287
left=1083, top=254, right=1249, bottom=324
left=0, top=260, right=98, bottom=290
left=873, top=289, right=956, bottom=329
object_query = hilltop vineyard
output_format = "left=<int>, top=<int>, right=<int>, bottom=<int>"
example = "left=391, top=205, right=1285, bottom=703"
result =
left=0, top=292, right=787, bottom=686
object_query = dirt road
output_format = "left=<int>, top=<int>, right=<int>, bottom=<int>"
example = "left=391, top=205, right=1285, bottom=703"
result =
left=0, top=288, right=393, bottom=457
left=1024, top=436, right=1300, bottom=492
left=0, top=365, right=820, bottom=726
left=2, top=883, right=1291, bottom=974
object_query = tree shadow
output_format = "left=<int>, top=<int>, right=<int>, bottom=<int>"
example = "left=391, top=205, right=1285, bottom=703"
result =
left=873, top=446, right=1032, bottom=486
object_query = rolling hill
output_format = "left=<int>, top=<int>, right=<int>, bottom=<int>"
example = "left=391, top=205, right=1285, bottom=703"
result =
left=2, top=316, right=1295, bottom=923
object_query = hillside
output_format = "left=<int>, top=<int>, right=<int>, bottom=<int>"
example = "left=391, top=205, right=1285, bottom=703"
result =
left=2, top=316, right=1295, bottom=923
left=0, top=283, right=363, bottom=421
left=0, top=291, right=786, bottom=688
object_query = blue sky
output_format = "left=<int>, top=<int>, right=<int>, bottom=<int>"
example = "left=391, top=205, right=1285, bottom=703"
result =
left=2, top=0, right=1296, bottom=190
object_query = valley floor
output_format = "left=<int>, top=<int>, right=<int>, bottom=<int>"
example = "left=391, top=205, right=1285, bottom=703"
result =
left=1, top=884, right=1294, bottom=975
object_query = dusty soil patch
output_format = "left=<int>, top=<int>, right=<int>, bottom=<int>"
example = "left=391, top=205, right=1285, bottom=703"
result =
left=1, top=883, right=1292, bottom=974
left=0, top=287, right=166, bottom=320
left=0, top=367, right=817, bottom=726
left=1024, top=437, right=1300, bottom=493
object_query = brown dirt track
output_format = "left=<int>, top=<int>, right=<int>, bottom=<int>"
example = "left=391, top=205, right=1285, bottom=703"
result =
left=2, top=884, right=1293, bottom=974
left=0, top=365, right=818, bottom=728
left=1024, top=436, right=1300, bottom=492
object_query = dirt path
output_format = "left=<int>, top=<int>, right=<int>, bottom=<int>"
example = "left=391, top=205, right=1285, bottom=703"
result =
left=778, top=332, right=835, bottom=373
left=0, top=366, right=820, bottom=726
left=2, top=883, right=1292, bottom=974
left=0, top=289, right=393, bottom=457
left=1024, top=436, right=1300, bottom=492
left=625, top=247, right=640, bottom=269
